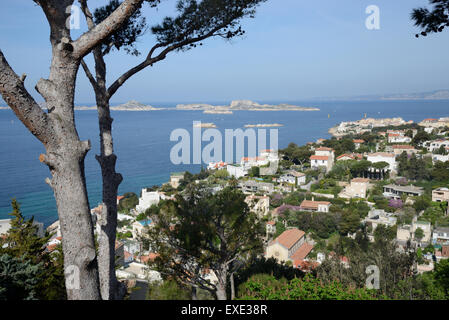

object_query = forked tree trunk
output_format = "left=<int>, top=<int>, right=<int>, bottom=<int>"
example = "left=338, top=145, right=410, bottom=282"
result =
left=38, top=55, right=102, bottom=300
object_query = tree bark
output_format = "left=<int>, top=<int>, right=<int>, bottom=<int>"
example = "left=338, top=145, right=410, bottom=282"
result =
left=230, top=272, right=235, bottom=300
left=215, top=267, right=228, bottom=300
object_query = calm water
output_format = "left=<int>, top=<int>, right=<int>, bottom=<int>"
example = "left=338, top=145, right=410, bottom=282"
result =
left=1, top=100, right=449, bottom=226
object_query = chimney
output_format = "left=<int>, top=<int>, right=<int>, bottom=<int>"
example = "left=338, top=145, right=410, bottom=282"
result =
left=312, top=196, right=315, bottom=201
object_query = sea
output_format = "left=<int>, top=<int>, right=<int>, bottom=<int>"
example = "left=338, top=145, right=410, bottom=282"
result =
left=1, top=100, right=449, bottom=227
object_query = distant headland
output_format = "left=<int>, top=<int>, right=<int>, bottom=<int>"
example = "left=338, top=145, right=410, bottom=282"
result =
left=176, top=100, right=320, bottom=112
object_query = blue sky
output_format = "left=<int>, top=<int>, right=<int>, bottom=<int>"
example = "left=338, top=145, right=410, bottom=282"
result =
left=1, top=0, right=448, bottom=104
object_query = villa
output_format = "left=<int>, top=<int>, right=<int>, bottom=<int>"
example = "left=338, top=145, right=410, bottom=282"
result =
left=388, top=133, right=412, bottom=144
left=299, top=199, right=331, bottom=213
left=433, top=227, right=449, bottom=245
left=278, top=170, right=306, bottom=185
left=383, top=184, right=424, bottom=199
left=353, top=139, right=365, bottom=149
left=170, top=172, right=185, bottom=189
left=432, top=188, right=449, bottom=203
left=136, top=189, right=167, bottom=213
left=132, top=219, right=154, bottom=239
left=207, top=161, right=228, bottom=170
left=310, top=147, right=335, bottom=172
left=265, top=228, right=313, bottom=268
left=239, top=180, right=274, bottom=194
left=339, top=178, right=370, bottom=199
left=424, top=139, right=449, bottom=152
left=226, top=164, right=248, bottom=178
left=363, top=209, right=397, bottom=232
left=366, top=152, right=397, bottom=172
left=392, top=145, right=418, bottom=156
left=336, top=153, right=363, bottom=161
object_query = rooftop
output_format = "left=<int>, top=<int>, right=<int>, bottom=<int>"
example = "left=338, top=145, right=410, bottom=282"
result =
left=273, top=228, right=305, bottom=249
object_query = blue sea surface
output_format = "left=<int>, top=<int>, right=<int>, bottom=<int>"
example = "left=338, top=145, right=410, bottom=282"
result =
left=1, top=100, right=449, bottom=226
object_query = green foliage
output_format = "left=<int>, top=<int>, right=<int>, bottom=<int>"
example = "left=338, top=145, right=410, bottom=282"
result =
left=147, top=184, right=264, bottom=299
left=0, top=254, right=41, bottom=300
left=118, top=192, right=139, bottom=213
left=412, top=0, right=449, bottom=38
left=147, top=280, right=191, bottom=300
left=0, top=200, right=66, bottom=300
left=237, top=274, right=380, bottom=300
left=94, top=0, right=149, bottom=56
left=152, top=0, right=267, bottom=49
left=397, top=153, right=430, bottom=181
left=431, top=161, right=449, bottom=182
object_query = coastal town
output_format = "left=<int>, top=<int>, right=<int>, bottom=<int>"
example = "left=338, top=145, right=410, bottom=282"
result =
left=2, top=114, right=447, bottom=298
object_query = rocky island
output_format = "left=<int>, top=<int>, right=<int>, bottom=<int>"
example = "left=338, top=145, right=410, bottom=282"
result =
left=244, top=123, right=284, bottom=128
left=176, top=100, right=319, bottom=112
left=74, top=100, right=166, bottom=111
left=193, top=122, right=217, bottom=128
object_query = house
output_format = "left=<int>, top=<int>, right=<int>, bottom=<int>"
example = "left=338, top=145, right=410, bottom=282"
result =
left=245, top=195, right=270, bottom=219
left=433, top=227, right=449, bottom=245
left=265, top=228, right=313, bottom=267
left=299, top=199, right=331, bottom=213
left=239, top=180, right=274, bottom=194
left=266, top=221, right=276, bottom=235
left=339, top=178, right=370, bottom=199
left=425, top=139, right=449, bottom=152
left=396, top=220, right=431, bottom=245
left=117, top=195, right=125, bottom=205
left=136, top=190, right=167, bottom=213
left=226, top=165, right=248, bottom=178
left=392, top=145, right=418, bottom=156
left=366, top=152, right=397, bottom=172
left=383, top=184, right=424, bottom=199
left=115, top=241, right=125, bottom=267
left=432, top=154, right=449, bottom=163
left=364, top=209, right=397, bottom=233
left=388, top=133, right=412, bottom=144
left=432, top=188, right=449, bottom=203
left=170, top=172, right=185, bottom=189
left=337, top=153, right=363, bottom=161
left=413, top=220, right=432, bottom=244
left=0, top=219, right=11, bottom=236
left=240, top=156, right=269, bottom=169
left=435, top=245, right=449, bottom=261
left=278, top=170, right=306, bottom=185
left=316, top=138, right=326, bottom=145
left=310, top=147, right=335, bottom=172
left=353, top=139, right=365, bottom=149
left=259, top=149, right=279, bottom=162
left=207, top=161, right=228, bottom=170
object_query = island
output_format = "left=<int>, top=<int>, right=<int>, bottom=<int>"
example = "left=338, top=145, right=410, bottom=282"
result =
left=244, top=123, right=284, bottom=128
left=328, top=117, right=413, bottom=137
left=176, top=100, right=320, bottom=112
left=193, top=122, right=217, bottom=128
left=74, top=100, right=166, bottom=111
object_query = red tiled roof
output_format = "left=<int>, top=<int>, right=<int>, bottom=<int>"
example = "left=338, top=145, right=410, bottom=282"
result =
left=393, top=145, right=415, bottom=150
left=140, top=253, right=159, bottom=263
left=273, top=228, right=305, bottom=249
left=295, top=259, right=320, bottom=271
left=290, top=242, right=313, bottom=262
left=267, top=221, right=276, bottom=225
left=337, top=154, right=354, bottom=160
left=310, top=155, right=329, bottom=161
left=316, top=147, right=334, bottom=152
left=117, top=195, right=125, bottom=201
left=353, top=139, right=365, bottom=143
left=368, top=152, right=395, bottom=158
left=300, top=200, right=331, bottom=210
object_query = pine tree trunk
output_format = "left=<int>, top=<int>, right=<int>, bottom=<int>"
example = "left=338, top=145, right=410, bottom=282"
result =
left=215, top=267, right=228, bottom=300
left=96, top=98, right=124, bottom=300
left=39, top=55, right=102, bottom=300
left=230, top=272, right=235, bottom=300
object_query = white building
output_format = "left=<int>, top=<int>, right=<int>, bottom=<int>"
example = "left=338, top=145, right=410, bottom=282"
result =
left=136, top=190, right=166, bottom=213
left=226, top=165, right=248, bottom=178
left=388, top=133, right=412, bottom=144
left=366, top=152, right=397, bottom=172
left=310, top=147, right=334, bottom=173
left=279, top=171, right=306, bottom=185
left=207, top=161, right=228, bottom=170
left=425, top=139, right=449, bottom=152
